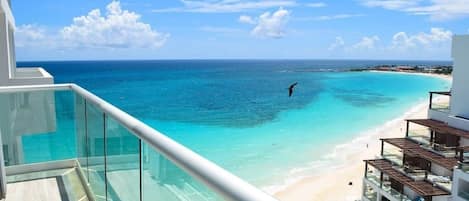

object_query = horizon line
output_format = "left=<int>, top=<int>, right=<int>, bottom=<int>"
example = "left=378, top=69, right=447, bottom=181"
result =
left=16, top=58, right=453, bottom=63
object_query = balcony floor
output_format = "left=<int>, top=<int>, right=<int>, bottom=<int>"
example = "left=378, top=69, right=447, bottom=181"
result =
left=6, top=177, right=67, bottom=201
left=4, top=167, right=89, bottom=201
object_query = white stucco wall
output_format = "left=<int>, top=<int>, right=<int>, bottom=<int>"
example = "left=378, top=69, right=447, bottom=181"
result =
left=428, top=109, right=450, bottom=124
left=432, top=196, right=450, bottom=201
left=7, top=25, right=15, bottom=78
left=449, top=35, right=469, bottom=201
left=450, top=35, right=469, bottom=119
left=432, top=163, right=453, bottom=177
left=0, top=1, right=53, bottom=86
left=452, top=169, right=469, bottom=201
left=0, top=13, right=9, bottom=85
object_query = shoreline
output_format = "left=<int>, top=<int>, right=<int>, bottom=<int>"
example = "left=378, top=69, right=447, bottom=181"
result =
left=368, top=70, right=452, bottom=81
left=271, top=73, right=453, bottom=201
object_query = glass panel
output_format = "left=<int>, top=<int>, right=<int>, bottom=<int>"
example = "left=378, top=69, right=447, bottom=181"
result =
left=105, top=116, right=140, bottom=201
left=363, top=183, right=377, bottom=201
left=85, top=102, right=106, bottom=201
left=366, top=165, right=381, bottom=187
left=430, top=93, right=450, bottom=112
left=458, top=179, right=469, bottom=199
left=0, top=90, right=76, bottom=166
left=407, top=127, right=431, bottom=146
left=75, top=94, right=88, bottom=181
left=142, top=142, right=222, bottom=201
left=382, top=146, right=403, bottom=167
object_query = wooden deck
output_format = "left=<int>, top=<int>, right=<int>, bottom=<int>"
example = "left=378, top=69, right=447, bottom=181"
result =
left=365, top=159, right=449, bottom=197
left=382, top=138, right=458, bottom=170
left=407, top=119, right=469, bottom=138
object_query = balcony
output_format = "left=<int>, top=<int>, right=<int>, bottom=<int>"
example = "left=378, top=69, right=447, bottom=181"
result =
left=380, top=138, right=456, bottom=191
left=364, top=160, right=415, bottom=201
left=0, top=84, right=278, bottom=201
left=7, top=67, right=54, bottom=86
left=364, top=159, right=449, bottom=201
left=405, top=119, right=469, bottom=157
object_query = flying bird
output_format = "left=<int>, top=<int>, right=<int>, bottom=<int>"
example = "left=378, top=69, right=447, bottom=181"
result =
left=288, top=82, right=298, bottom=97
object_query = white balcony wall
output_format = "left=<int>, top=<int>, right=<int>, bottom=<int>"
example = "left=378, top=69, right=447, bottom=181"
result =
left=7, top=24, right=14, bottom=78
left=450, top=36, right=469, bottom=119
left=431, top=163, right=453, bottom=177
left=0, top=0, right=53, bottom=86
left=452, top=169, right=469, bottom=201
left=428, top=110, right=449, bottom=124
left=0, top=13, right=9, bottom=84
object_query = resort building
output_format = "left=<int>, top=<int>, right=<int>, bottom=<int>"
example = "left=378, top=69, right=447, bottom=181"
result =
left=362, top=35, right=469, bottom=201
left=0, top=1, right=278, bottom=201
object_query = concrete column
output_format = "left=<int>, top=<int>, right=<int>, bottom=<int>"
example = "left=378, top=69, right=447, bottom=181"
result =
left=7, top=23, right=15, bottom=78
left=0, top=13, right=10, bottom=86
left=451, top=36, right=469, bottom=118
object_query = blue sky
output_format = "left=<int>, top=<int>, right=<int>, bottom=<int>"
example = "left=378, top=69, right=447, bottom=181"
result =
left=11, top=0, right=469, bottom=61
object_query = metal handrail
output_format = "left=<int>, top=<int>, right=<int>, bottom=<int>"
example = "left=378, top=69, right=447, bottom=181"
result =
left=0, top=84, right=278, bottom=201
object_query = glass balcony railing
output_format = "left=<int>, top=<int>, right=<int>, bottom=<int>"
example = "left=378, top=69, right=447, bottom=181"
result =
left=365, top=175, right=411, bottom=201
left=382, top=182, right=412, bottom=201
left=429, top=91, right=451, bottom=112
left=382, top=150, right=403, bottom=166
left=0, top=84, right=277, bottom=201
left=365, top=174, right=381, bottom=187
left=457, top=147, right=469, bottom=173
left=363, top=183, right=377, bottom=201
left=407, top=130, right=431, bottom=145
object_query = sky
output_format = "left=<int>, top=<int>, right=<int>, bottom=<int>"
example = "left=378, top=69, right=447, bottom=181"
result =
left=10, top=0, right=469, bottom=61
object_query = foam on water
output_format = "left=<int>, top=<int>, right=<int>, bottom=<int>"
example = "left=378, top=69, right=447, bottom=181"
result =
left=261, top=101, right=431, bottom=194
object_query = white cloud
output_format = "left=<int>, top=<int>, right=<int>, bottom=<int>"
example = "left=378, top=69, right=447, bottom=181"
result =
left=153, top=0, right=297, bottom=13
left=297, top=14, right=364, bottom=21
left=406, top=0, right=469, bottom=21
left=15, top=1, right=168, bottom=51
left=328, top=28, right=452, bottom=59
left=391, top=27, right=452, bottom=49
left=361, top=0, right=469, bottom=21
left=239, top=15, right=256, bottom=24
left=328, top=36, right=345, bottom=50
left=15, top=25, right=46, bottom=47
left=61, top=1, right=169, bottom=49
left=249, top=8, right=290, bottom=38
left=352, top=36, right=380, bottom=50
left=361, top=0, right=421, bottom=10
left=306, top=2, right=327, bottom=8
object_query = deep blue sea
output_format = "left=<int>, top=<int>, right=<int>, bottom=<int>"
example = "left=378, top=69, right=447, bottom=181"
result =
left=17, top=60, right=451, bottom=191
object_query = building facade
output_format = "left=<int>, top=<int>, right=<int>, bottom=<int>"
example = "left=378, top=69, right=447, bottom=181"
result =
left=362, top=35, right=469, bottom=201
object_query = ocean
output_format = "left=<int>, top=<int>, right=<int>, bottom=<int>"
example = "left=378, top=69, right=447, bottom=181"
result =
left=17, top=60, right=451, bottom=193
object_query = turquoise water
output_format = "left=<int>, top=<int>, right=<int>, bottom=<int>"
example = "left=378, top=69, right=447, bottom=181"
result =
left=17, top=60, right=451, bottom=190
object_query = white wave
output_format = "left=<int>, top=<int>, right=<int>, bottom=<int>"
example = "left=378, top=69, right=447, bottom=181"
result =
left=262, top=101, right=429, bottom=194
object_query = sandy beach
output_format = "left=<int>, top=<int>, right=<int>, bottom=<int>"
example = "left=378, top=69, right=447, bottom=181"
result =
left=273, top=73, right=452, bottom=201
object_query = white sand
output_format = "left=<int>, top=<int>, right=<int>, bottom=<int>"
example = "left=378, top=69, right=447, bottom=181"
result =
left=273, top=73, right=452, bottom=201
